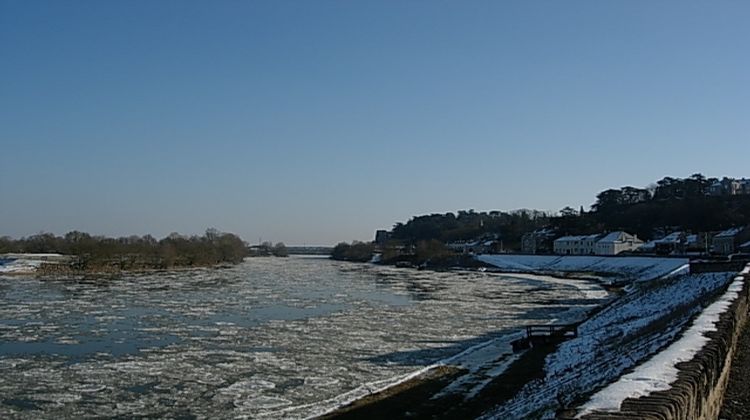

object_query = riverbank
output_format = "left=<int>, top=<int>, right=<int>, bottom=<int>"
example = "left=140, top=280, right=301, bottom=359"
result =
left=348, top=254, right=690, bottom=288
left=316, top=269, right=611, bottom=419
left=477, top=254, right=690, bottom=285
left=321, top=339, right=562, bottom=419
left=320, top=269, right=737, bottom=419
left=0, top=253, right=248, bottom=276
left=0, top=253, right=73, bottom=275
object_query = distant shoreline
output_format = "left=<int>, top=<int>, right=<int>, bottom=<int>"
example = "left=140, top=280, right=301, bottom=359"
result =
left=0, top=253, right=247, bottom=277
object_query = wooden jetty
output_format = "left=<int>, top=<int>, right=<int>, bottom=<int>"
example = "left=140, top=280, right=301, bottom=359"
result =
left=511, top=323, right=578, bottom=352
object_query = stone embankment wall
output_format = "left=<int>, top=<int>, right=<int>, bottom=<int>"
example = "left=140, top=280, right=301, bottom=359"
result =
left=690, top=260, right=749, bottom=274
left=580, top=268, right=750, bottom=420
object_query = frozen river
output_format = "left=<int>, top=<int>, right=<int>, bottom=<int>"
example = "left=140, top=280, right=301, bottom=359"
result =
left=0, top=256, right=605, bottom=418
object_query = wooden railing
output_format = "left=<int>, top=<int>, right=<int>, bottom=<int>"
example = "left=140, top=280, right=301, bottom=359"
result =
left=525, top=324, right=578, bottom=339
left=511, top=323, right=578, bottom=352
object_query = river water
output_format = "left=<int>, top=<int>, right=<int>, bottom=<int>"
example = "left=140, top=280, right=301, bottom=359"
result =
left=0, top=256, right=604, bottom=419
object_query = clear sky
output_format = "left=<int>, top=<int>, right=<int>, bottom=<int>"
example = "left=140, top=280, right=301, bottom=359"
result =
left=1, top=1, right=748, bottom=245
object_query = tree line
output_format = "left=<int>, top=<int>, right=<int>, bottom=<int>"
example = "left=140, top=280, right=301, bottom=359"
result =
left=563, top=174, right=750, bottom=238
left=0, top=228, right=249, bottom=271
left=248, top=241, right=289, bottom=257
left=389, top=209, right=550, bottom=249
left=331, top=241, right=375, bottom=262
left=388, top=209, right=550, bottom=249
left=368, top=173, right=750, bottom=251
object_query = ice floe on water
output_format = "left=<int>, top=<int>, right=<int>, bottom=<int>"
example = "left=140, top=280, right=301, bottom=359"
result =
left=1, top=257, right=607, bottom=418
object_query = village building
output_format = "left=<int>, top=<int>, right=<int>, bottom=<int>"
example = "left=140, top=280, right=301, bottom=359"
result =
left=728, top=179, right=743, bottom=195
left=742, top=179, right=750, bottom=195
left=553, top=234, right=603, bottom=255
left=374, top=230, right=392, bottom=246
left=594, top=231, right=644, bottom=255
left=640, top=232, right=684, bottom=254
left=446, top=239, right=499, bottom=255
left=712, top=226, right=750, bottom=255
left=708, top=180, right=724, bottom=196
left=554, top=231, right=643, bottom=256
left=709, top=178, right=745, bottom=196
left=521, top=227, right=557, bottom=254
left=640, top=230, right=711, bottom=255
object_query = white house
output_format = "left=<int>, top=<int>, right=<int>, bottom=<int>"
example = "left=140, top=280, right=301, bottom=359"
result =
left=594, top=231, right=644, bottom=255
left=446, top=240, right=496, bottom=254
left=554, top=231, right=643, bottom=255
left=712, top=226, right=750, bottom=255
left=553, top=234, right=602, bottom=255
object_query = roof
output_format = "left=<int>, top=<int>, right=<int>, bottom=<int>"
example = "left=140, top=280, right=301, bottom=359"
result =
left=658, top=232, right=684, bottom=243
left=596, top=232, right=623, bottom=243
left=715, top=227, right=744, bottom=238
left=531, top=227, right=556, bottom=235
left=641, top=232, right=692, bottom=250
left=554, top=234, right=601, bottom=242
left=597, top=231, right=642, bottom=244
left=555, top=231, right=641, bottom=245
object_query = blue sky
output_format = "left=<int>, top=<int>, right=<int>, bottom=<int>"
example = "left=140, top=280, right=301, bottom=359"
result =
left=1, top=1, right=748, bottom=245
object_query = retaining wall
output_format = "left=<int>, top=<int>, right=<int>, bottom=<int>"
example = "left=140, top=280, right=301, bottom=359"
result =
left=580, top=269, right=750, bottom=420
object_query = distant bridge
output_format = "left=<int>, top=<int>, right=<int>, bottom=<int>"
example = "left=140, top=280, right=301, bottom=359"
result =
left=286, top=246, right=333, bottom=255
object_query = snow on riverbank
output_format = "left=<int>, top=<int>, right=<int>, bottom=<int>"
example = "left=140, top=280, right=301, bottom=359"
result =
left=0, top=254, right=68, bottom=274
left=578, top=268, right=748, bottom=416
left=481, top=271, right=736, bottom=419
left=505, top=273, right=609, bottom=300
left=477, top=255, right=689, bottom=284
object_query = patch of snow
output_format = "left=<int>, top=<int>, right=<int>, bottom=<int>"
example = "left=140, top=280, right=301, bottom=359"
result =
left=477, top=255, right=688, bottom=284
left=577, top=274, right=746, bottom=416
left=1, top=253, right=65, bottom=259
left=480, top=271, right=735, bottom=420
left=555, top=234, right=603, bottom=242
left=0, top=258, right=43, bottom=274
left=597, top=232, right=626, bottom=243
left=504, top=273, right=610, bottom=300
left=0, top=253, right=70, bottom=274
left=715, top=227, right=743, bottom=238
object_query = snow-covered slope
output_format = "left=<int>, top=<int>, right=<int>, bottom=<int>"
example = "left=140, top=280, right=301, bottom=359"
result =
left=480, top=271, right=736, bottom=419
left=477, top=254, right=689, bottom=284
left=578, top=267, right=749, bottom=416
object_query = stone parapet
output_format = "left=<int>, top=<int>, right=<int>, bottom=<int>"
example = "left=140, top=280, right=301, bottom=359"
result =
left=580, top=268, right=749, bottom=420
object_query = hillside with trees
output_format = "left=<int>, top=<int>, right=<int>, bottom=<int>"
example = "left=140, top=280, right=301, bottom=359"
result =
left=377, top=174, right=750, bottom=250
left=0, top=229, right=248, bottom=272
left=390, top=209, right=551, bottom=249
left=557, top=174, right=750, bottom=238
